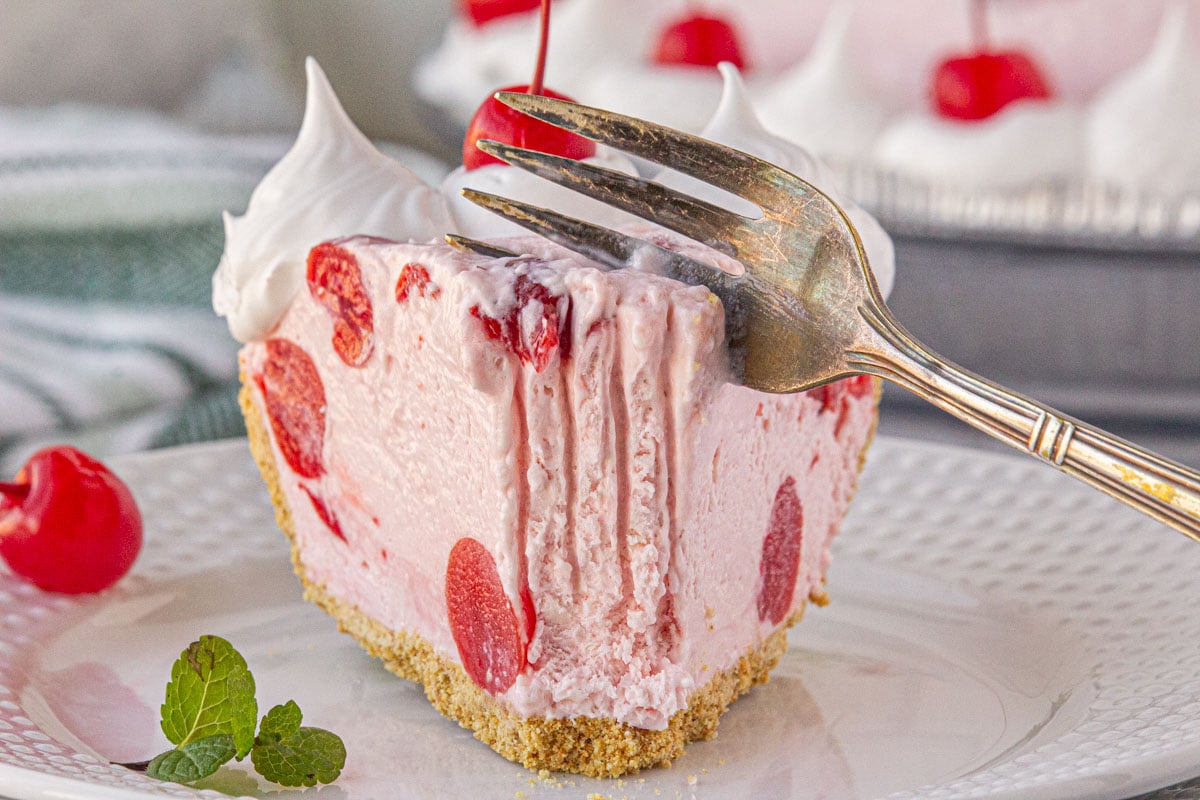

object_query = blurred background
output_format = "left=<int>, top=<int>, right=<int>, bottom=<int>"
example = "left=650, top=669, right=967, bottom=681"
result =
left=1, top=0, right=1196, bottom=472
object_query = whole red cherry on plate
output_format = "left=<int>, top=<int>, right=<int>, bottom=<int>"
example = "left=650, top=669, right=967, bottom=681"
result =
left=0, top=446, right=142, bottom=594
left=652, top=11, right=747, bottom=70
left=461, top=0, right=541, bottom=27
left=931, top=0, right=1052, bottom=121
left=462, top=0, right=596, bottom=170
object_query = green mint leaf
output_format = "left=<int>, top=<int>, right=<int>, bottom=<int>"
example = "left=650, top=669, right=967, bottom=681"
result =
left=258, top=700, right=303, bottom=742
left=160, top=635, right=258, bottom=759
left=145, top=734, right=236, bottom=784
left=251, top=720, right=347, bottom=787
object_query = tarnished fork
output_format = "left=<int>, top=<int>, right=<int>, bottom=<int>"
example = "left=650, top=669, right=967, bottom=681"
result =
left=455, top=92, right=1200, bottom=542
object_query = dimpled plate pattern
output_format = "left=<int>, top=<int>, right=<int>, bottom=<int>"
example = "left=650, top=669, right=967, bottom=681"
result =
left=0, top=436, right=1197, bottom=800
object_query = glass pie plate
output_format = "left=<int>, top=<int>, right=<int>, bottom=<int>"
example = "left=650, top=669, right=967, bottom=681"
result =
left=1, top=436, right=1199, bottom=800
left=830, top=164, right=1200, bottom=429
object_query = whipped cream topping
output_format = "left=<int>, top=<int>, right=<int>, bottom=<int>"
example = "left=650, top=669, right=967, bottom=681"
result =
left=756, top=1, right=894, bottom=161
left=658, top=64, right=895, bottom=296
left=220, top=57, right=899, bottom=342
left=213, top=58, right=453, bottom=343
left=413, top=12, right=540, bottom=125
left=417, top=2, right=1200, bottom=200
left=415, top=0, right=653, bottom=125
left=1086, top=1, right=1200, bottom=197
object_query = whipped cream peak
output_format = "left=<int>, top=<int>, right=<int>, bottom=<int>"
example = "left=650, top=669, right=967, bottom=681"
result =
left=1147, top=1, right=1198, bottom=73
left=661, top=64, right=895, bottom=296
left=214, top=58, right=453, bottom=342
left=801, top=0, right=857, bottom=80
left=705, top=63, right=832, bottom=189
left=756, top=0, right=892, bottom=160
left=1085, top=0, right=1200, bottom=196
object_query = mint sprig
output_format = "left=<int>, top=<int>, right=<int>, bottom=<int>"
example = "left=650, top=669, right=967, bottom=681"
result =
left=251, top=701, right=348, bottom=787
left=146, top=735, right=236, bottom=783
left=160, top=635, right=257, bottom=758
left=129, top=636, right=345, bottom=788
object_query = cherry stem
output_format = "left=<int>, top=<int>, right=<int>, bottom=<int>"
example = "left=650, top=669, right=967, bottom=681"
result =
left=0, top=481, right=29, bottom=503
left=970, top=0, right=990, bottom=52
left=529, top=0, right=551, bottom=95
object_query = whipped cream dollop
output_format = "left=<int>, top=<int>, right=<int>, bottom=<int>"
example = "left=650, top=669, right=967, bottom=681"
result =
left=415, top=0, right=652, bottom=125
left=1086, top=1, right=1200, bottom=197
left=873, top=101, right=1084, bottom=189
left=417, top=3, right=1200, bottom=200
left=756, top=1, right=894, bottom=161
left=584, top=63, right=731, bottom=135
left=213, top=58, right=453, bottom=343
left=657, top=64, right=895, bottom=296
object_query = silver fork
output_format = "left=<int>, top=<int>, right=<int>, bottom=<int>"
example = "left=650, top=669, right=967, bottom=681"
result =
left=459, top=92, right=1200, bottom=542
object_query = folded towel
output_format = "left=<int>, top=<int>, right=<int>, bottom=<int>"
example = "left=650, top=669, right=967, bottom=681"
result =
left=0, top=103, right=281, bottom=472
left=0, top=292, right=241, bottom=472
left=0, top=99, right=453, bottom=474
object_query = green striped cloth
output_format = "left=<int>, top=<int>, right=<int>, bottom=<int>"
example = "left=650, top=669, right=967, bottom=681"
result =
left=0, top=103, right=452, bottom=474
left=0, top=104, right=288, bottom=473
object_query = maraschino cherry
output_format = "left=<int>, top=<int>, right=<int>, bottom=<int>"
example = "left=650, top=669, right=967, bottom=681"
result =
left=652, top=5, right=747, bottom=70
left=461, top=0, right=541, bottom=28
left=0, top=446, right=142, bottom=594
left=462, top=0, right=595, bottom=170
left=932, top=0, right=1052, bottom=121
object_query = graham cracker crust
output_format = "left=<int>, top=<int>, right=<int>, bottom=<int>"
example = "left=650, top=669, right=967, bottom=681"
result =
left=239, top=381, right=818, bottom=777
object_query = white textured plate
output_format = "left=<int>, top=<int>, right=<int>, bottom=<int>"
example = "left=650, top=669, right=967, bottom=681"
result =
left=1, top=436, right=1198, bottom=800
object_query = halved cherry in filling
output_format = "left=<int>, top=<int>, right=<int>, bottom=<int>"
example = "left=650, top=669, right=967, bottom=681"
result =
left=301, top=485, right=346, bottom=542
left=471, top=274, right=568, bottom=372
left=395, top=263, right=439, bottom=303
left=259, top=338, right=327, bottom=480
left=756, top=477, right=804, bottom=625
left=810, top=375, right=873, bottom=411
left=810, top=376, right=873, bottom=436
left=307, top=242, right=375, bottom=367
left=446, top=537, right=527, bottom=694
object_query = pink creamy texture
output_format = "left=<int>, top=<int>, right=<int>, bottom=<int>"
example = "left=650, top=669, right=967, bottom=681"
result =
left=243, top=233, right=876, bottom=730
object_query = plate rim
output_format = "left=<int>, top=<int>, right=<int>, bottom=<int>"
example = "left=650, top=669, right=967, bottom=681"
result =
left=0, top=435, right=1195, bottom=800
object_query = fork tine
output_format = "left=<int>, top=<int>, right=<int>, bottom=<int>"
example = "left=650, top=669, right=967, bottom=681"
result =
left=495, top=91, right=805, bottom=211
left=475, top=139, right=758, bottom=254
left=459, top=187, right=742, bottom=301
left=445, top=233, right=520, bottom=258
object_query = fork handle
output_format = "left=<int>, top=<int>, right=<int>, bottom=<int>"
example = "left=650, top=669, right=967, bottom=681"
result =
left=860, top=304, right=1200, bottom=541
